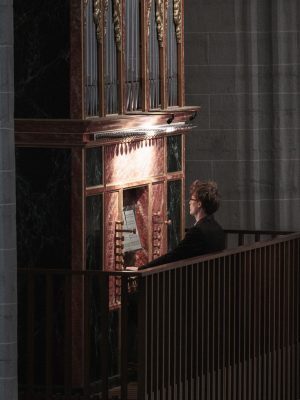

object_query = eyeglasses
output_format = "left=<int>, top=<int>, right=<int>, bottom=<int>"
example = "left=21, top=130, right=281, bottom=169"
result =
left=189, top=197, right=198, bottom=202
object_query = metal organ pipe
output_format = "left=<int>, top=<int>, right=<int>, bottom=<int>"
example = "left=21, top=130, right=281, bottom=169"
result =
left=85, top=0, right=99, bottom=116
left=149, top=1, right=160, bottom=109
left=126, top=0, right=141, bottom=111
left=105, top=0, right=118, bottom=114
left=167, top=0, right=178, bottom=107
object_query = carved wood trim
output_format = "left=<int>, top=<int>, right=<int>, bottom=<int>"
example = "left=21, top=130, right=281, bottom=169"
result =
left=147, top=0, right=152, bottom=36
left=93, top=0, right=104, bottom=43
left=173, top=0, right=182, bottom=43
left=155, top=0, right=164, bottom=47
left=103, top=0, right=109, bottom=36
left=113, top=0, right=122, bottom=51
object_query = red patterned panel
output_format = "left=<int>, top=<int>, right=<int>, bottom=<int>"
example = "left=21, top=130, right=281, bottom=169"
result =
left=105, top=137, right=164, bottom=185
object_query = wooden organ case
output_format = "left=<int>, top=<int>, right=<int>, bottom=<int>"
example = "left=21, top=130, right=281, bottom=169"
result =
left=15, top=0, right=199, bottom=392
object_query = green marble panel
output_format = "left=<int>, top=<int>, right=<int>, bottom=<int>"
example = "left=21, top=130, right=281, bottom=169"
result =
left=86, top=195, right=103, bottom=269
left=86, top=147, right=103, bottom=187
left=167, top=135, right=182, bottom=172
left=167, top=179, right=182, bottom=251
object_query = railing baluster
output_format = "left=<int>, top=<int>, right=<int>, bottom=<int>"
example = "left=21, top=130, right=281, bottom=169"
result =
left=162, top=271, right=168, bottom=399
left=195, top=263, right=200, bottom=399
left=205, top=261, right=210, bottom=400
left=178, top=268, right=183, bottom=399
left=64, top=273, right=72, bottom=397
left=200, top=261, right=205, bottom=399
left=233, top=253, right=238, bottom=400
left=100, top=273, right=109, bottom=400
left=190, top=265, right=195, bottom=400
left=247, top=251, right=252, bottom=400
left=150, top=273, right=155, bottom=399
left=286, top=241, right=291, bottom=399
left=45, top=274, right=53, bottom=399
left=290, top=240, right=295, bottom=400
left=216, top=258, right=221, bottom=400
left=251, top=250, right=256, bottom=400
left=275, top=246, right=283, bottom=400
left=160, top=272, right=165, bottom=398
left=238, top=233, right=244, bottom=246
left=137, top=276, right=147, bottom=400
left=157, top=272, right=161, bottom=398
left=238, top=252, right=242, bottom=400
left=267, top=245, right=272, bottom=398
left=188, top=266, right=192, bottom=399
left=27, top=271, right=35, bottom=400
left=279, top=243, right=283, bottom=400
left=271, top=244, right=276, bottom=400
left=154, top=274, right=160, bottom=400
left=121, top=275, right=129, bottom=400
left=83, top=273, right=91, bottom=398
left=291, top=239, right=296, bottom=400
left=150, top=274, right=154, bottom=399
left=167, top=271, right=170, bottom=399
left=183, top=266, right=187, bottom=399
left=296, top=238, right=300, bottom=399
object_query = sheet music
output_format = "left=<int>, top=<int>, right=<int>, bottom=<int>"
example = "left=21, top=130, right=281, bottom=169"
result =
left=122, top=208, right=142, bottom=252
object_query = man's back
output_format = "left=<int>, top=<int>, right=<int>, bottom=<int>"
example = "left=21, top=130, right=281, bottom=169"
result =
left=140, top=214, right=225, bottom=269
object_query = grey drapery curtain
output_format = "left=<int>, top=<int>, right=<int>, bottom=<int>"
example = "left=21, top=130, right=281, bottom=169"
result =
left=185, top=0, right=300, bottom=231
left=0, top=0, right=18, bottom=398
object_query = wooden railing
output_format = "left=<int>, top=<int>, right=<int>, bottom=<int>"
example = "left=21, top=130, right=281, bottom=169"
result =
left=18, top=231, right=300, bottom=400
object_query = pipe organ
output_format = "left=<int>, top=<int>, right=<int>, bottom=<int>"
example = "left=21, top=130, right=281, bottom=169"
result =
left=15, top=0, right=199, bottom=391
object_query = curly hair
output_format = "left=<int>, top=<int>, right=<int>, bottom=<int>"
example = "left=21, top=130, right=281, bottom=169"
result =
left=189, top=180, right=221, bottom=215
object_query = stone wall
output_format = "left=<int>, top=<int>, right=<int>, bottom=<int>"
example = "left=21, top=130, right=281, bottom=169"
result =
left=185, top=0, right=300, bottom=231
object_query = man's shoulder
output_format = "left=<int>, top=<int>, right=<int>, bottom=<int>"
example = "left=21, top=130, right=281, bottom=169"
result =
left=195, top=215, right=224, bottom=232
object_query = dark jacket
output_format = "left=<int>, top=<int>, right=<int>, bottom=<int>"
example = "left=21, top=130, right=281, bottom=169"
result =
left=140, top=214, right=225, bottom=269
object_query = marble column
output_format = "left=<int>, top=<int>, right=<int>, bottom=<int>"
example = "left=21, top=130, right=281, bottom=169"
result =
left=0, top=0, right=18, bottom=399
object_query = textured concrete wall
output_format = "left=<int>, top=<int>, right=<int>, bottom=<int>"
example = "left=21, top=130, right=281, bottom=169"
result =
left=185, top=0, right=300, bottom=231
left=0, top=0, right=18, bottom=398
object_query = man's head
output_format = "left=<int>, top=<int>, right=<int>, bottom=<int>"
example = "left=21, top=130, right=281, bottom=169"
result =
left=189, top=180, right=220, bottom=217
